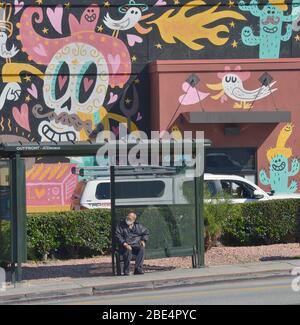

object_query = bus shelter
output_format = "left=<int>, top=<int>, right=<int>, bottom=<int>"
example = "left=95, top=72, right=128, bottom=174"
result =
left=0, top=139, right=210, bottom=282
left=111, top=165, right=204, bottom=275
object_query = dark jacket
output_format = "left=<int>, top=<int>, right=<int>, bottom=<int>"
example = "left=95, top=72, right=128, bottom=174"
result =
left=115, top=221, right=150, bottom=247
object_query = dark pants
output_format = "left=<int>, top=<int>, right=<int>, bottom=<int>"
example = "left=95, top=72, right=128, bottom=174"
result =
left=121, top=245, right=145, bottom=274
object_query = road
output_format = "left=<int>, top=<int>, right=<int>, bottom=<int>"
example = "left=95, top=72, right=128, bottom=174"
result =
left=34, top=276, right=300, bottom=305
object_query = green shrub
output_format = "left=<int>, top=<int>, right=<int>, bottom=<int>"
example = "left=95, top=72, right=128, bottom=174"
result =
left=27, top=214, right=61, bottom=260
left=221, top=199, right=300, bottom=246
left=1, top=199, right=300, bottom=264
left=27, top=209, right=111, bottom=260
left=205, top=199, right=241, bottom=250
left=57, top=209, right=111, bottom=258
left=0, top=220, right=10, bottom=267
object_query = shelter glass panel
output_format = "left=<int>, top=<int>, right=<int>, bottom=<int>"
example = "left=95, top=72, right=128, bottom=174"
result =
left=113, top=165, right=197, bottom=259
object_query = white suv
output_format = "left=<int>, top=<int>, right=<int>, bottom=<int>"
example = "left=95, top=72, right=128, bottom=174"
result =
left=71, top=173, right=300, bottom=210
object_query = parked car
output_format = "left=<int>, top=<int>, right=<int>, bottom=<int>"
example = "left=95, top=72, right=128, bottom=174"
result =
left=71, top=173, right=300, bottom=210
left=205, top=173, right=300, bottom=203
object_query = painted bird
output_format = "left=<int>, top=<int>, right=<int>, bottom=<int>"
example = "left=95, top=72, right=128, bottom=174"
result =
left=0, top=31, right=19, bottom=63
left=0, top=4, right=19, bottom=63
left=207, top=67, right=277, bottom=109
left=103, top=0, right=152, bottom=38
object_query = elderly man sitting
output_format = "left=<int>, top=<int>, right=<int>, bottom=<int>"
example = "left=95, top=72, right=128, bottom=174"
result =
left=115, top=211, right=150, bottom=275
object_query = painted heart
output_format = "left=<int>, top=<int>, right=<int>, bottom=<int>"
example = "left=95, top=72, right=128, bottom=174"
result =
left=107, top=92, right=118, bottom=105
left=12, top=104, right=31, bottom=132
left=47, top=5, right=63, bottom=34
left=33, top=43, right=47, bottom=57
left=83, top=77, right=94, bottom=92
left=155, top=0, right=167, bottom=5
left=27, top=84, right=38, bottom=99
left=58, top=75, right=68, bottom=91
left=112, top=126, right=119, bottom=137
left=108, top=54, right=121, bottom=74
left=127, top=34, right=143, bottom=47
left=34, top=188, right=46, bottom=199
left=179, top=82, right=210, bottom=106
left=136, top=112, right=143, bottom=122
left=14, top=0, right=24, bottom=15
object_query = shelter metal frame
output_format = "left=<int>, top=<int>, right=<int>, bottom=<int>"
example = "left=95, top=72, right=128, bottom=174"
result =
left=0, top=139, right=211, bottom=282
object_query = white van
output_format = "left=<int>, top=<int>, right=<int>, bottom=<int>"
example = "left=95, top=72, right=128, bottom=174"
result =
left=72, top=175, right=189, bottom=210
left=71, top=173, right=300, bottom=210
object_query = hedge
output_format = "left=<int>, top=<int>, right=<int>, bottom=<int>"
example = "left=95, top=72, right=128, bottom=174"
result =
left=0, top=199, right=300, bottom=264
left=27, top=209, right=111, bottom=260
left=0, top=220, right=10, bottom=267
left=221, top=199, right=300, bottom=246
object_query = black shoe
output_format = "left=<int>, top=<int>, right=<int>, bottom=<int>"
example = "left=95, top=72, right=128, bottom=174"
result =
left=134, top=269, right=144, bottom=275
left=123, top=272, right=130, bottom=276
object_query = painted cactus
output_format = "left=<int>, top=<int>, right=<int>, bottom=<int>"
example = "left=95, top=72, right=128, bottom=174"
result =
left=259, top=155, right=300, bottom=193
left=238, top=0, right=293, bottom=59
left=259, top=124, right=300, bottom=193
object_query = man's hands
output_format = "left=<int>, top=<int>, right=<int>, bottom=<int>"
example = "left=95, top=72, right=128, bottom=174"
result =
left=123, top=243, right=132, bottom=251
left=123, top=241, right=145, bottom=250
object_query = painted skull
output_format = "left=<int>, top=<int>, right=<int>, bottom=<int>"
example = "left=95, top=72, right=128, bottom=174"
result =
left=18, top=5, right=131, bottom=142
left=38, top=43, right=109, bottom=142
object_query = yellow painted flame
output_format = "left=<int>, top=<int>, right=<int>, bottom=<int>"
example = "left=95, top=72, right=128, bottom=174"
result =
left=146, top=0, right=246, bottom=51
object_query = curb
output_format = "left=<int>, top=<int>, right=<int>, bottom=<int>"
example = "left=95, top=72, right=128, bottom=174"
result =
left=0, top=268, right=293, bottom=304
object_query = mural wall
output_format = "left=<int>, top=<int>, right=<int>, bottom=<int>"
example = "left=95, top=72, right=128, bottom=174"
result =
left=0, top=0, right=299, bottom=209
left=259, top=124, right=300, bottom=193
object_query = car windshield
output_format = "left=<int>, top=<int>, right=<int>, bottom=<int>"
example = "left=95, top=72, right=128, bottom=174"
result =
left=220, top=180, right=255, bottom=199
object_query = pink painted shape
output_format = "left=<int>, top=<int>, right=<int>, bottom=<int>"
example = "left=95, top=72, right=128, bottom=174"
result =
left=108, top=54, right=121, bottom=74
left=127, top=34, right=143, bottom=47
left=12, top=104, right=31, bottom=132
left=47, top=5, right=63, bottom=34
left=107, top=92, right=118, bottom=105
left=58, top=75, right=68, bottom=91
left=27, top=84, right=38, bottom=99
left=179, top=82, right=210, bottom=106
left=14, top=0, right=24, bottom=15
left=69, top=4, right=100, bottom=33
left=221, top=94, right=228, bottom=104
left=33, top=43, right=47, bottom=57
left=218, top=65, right=251, bottom=81
left=155, top=0, right=167, bottom=6
left=83, top=77, right=94, bottom=92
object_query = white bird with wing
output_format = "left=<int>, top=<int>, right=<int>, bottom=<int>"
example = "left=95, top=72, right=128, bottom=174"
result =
left=0, top=31, right=19, bottom=62
left=0, top=4, right=19, bottom=63
left=207, top=66, right=277, bottom=109
left=103, top=0, right=152, bottom=38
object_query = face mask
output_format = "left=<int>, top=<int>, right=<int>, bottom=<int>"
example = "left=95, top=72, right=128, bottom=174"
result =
left=126, top=219, right=134, bottom=226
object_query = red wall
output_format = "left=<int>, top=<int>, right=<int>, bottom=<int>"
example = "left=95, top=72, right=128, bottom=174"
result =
left=150, top=59, right=300, bottom=193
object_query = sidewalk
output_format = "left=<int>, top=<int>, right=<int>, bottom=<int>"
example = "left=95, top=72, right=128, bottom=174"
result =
left=1, top=259, right=300, bottom=304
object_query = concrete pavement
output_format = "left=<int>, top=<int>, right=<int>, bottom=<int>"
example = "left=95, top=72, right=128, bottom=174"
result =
left=1, top=259, right=300, bottom=304
left=49, top=276, right=300, bottom=305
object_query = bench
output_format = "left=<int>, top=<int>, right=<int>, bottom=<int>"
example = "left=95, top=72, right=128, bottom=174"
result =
left=112, top=246, right=198, bottom=275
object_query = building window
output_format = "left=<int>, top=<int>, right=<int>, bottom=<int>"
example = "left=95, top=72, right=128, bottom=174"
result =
left=205, top=148, right=257, bottom=180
